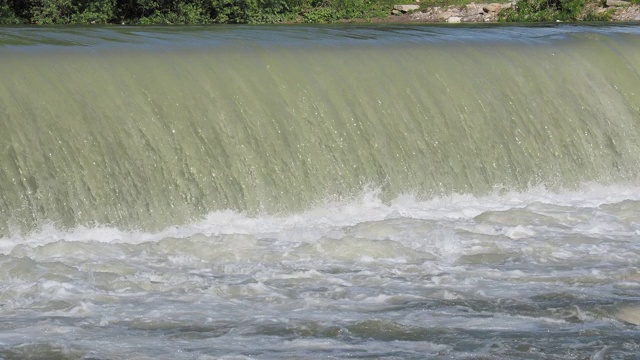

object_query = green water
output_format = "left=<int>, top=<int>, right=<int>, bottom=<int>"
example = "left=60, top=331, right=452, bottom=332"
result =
left=1, top=25, right=640, bottom=360
left=1, top=26, right=640, bottom=235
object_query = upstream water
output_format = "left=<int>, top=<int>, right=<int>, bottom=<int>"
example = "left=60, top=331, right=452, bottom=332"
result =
left=1, top=25, right=640, bottom=359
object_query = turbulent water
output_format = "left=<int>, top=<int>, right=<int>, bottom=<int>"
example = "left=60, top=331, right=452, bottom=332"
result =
left=1, top=25, right=640, bottom=359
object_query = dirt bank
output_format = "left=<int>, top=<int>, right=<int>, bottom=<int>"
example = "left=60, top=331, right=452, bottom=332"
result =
left=382, top=1, right=640, bottom=23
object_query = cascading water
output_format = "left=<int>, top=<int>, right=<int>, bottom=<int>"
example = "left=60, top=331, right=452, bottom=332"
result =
left=0, top=25, right=639, bottom=359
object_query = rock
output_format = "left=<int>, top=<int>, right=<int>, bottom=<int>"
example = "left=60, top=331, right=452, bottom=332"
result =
left=483, top=3, right=503, bottom=12
left=611, top=4, right=640, bottom=20
left=393, top=4, right=420, bottom=12
left=391, top=9, right=401, bottom=15
left=466, top=3, right=485, bottom=14
left=447, top=16, right=462, bottom=23
left=404, top=0, right=640, bottom=22
left=606, top=0, right=630, bottom=6
left=438, top=10, right=458, bottom=19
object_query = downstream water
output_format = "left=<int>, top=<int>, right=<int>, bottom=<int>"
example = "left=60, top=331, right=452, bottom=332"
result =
left=1, top=25, right=639, bottom=359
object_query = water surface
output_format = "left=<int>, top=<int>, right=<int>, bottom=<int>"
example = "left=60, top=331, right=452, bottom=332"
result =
left=1, top=24, right=639, bottom=359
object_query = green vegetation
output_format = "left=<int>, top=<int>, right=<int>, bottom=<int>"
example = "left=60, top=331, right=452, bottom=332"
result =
left=0, top=0, right=20, bottom=24
left=0, top=0, right=397, bottom=24
left=301, top=0, right=395, bottom=23
left=498, top=0, right=614, bottom=21
left=0, top=0, right=626, bottom=24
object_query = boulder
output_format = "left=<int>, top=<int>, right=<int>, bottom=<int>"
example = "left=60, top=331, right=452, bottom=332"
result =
left=466, top=2, right=485, bottom=14
left=483, top=3, right=503, bottom=12
left=438, top=10, right=458, bottom=19
left=606, top=0, right=630, bottom=6
left=447, top=16, right=462, bottom=22
left=393, top=4, right=420, bottom=12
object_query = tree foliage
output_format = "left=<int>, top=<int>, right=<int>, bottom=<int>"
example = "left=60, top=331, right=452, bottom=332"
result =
left=0, top=0, right=21, bottom=24
left=0, top=0, right=619, bottom=24
left=0, top=0, right=380, bottom=23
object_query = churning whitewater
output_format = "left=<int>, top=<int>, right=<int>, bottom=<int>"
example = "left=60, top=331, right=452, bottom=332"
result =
left=1, top=25, right=640, bottom=359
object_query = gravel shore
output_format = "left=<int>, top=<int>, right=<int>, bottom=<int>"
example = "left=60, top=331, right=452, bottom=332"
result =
left=382, top=1, right=640, bottom=23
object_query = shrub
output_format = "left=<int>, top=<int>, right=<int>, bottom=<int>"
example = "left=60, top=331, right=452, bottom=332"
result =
left=0, top=0, right=397, bottom=24
left=0, top=0, right=21, bottom=23
left=210, top=0, right=259, bottom=23
left=301, top=0, right=391, bottom=22
left=498, top=0, right=608, bottom=21
left=302, top=6, right=337, bottom=21
left=26, top=0, right=116, bottom=24
left=209, top=0, right=298, bottom=23
left=72, top=0, right=116, bottom=23
left=30, top=0, right=75, bottom=24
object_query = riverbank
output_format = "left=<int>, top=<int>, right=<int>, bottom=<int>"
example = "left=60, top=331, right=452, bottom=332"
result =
left=382, top=1, right=640, bottom=23
left=1, top=0, right=639, bottom=25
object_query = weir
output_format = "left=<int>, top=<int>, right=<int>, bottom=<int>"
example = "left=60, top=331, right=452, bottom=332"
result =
left=1, top=26, right=640, bottom=234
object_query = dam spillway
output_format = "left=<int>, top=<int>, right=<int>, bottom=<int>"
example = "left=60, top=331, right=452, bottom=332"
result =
left=1, top=25, right=640, bottom=358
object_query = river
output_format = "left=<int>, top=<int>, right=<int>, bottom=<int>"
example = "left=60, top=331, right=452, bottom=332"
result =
left=1, top=24, right=639, bottom=359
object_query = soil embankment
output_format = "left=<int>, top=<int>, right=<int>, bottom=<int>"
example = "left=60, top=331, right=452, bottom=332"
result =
left=384, top=1, right=640, bottom=23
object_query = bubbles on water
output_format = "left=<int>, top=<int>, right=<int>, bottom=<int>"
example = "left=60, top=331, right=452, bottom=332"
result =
left=2, top=183, right=640, bottom=358
left=427, top=228, right=463, bottom=263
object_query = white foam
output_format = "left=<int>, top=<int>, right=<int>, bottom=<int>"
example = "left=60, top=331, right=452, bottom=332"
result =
left=3, top=183, right=640, bottom=255
left=504, top=225, right=537, bottom=239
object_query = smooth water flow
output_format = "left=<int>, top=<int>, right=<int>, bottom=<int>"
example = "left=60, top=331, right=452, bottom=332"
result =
left=1, top=25, right=639, bottom=359
left=2, top=26, right=640, bottom=234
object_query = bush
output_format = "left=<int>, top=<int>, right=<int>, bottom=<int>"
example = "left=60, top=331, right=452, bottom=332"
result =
left=301, top=0, right=391, bottom=22
left=72, top=0, right=116, bottom=23
left=30, top=0, right=75, bottom=24
left=0, top=0, right=395, bottom=24
left=0, top=0, right=21, bottom=23
left=209, top=0, right=259, bottom=23
left=25, top=0, right=115, bottom=24
left=302, top=6, right=337, bottom=21
left=209, top=0, right=300, bottom=23
left=137, top=0, right=211, bottom=24
left=498, top=0, right=607, bottom=21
